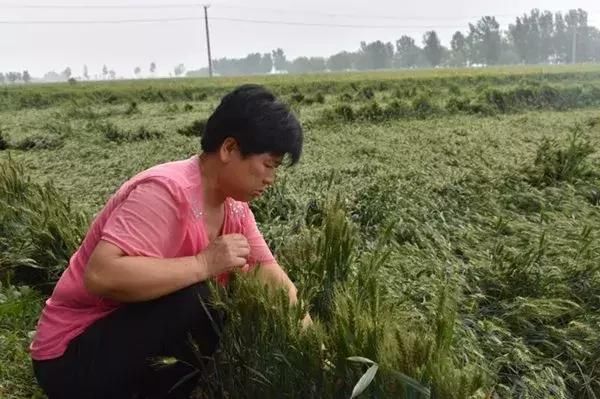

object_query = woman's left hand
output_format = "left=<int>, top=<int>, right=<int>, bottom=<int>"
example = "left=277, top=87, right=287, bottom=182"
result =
left=301, top=312, right=313, bottom=330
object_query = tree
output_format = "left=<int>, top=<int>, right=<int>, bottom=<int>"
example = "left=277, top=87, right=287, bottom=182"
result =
left=287, top=57, right=327, bottom=74
left=499, top=36, right=521, bottom=65
left=174, top=64, right=185, bottom=77
left=423, top=31, right=444, bottom=67
left=395, top=36, right=422, bottom=68
left=102, top=65, right=108, bottom=79
left=62, top=67, right=72, bottom=80
left=565, top=9, right=587, bottom=63
left=22, top=70, right=31, bottom=83
left=327, top=51, right=355, bottom=71
left=554, top=12, right=570, bottom=63
left=150, top=62, right=157, bottom=74
left=245, top=53, right=262, bottom=74
left=260, top=53, right=273, bottom=74
left=508, top=16, right=529, bottom=63
left=0, top=73, right=4, bottom=84
left=272, top=48, right=287, bottom=71
left=7, top=72, right=20, bottom=83
left=356, top=40, right=394, bottom=70
left=83, top=65, right=89, bottom=80
left=588, top=26, right=600, bottom=61
left=539, top=10, right=555, bottom=63
left=450, top=31, right=468, bottom=66
left=109, top=70, right=116, bottom=80
left=468, top=16, right=502, bottom=65
left=134, top=66, right=142, bottom=78
left=508, top=9, right=555, bottom=64
left=525, top=9, right=543, bottom=63
left=43, top=71, right=62, bottom=82
left=213, top=53, right=277, bottom=76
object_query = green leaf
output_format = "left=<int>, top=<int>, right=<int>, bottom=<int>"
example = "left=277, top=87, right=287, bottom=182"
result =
left=347, top=356, right=376, bottom=365
left=389, top=370, right=431, bottom=397
left=350, top=363, right=379, bottom=398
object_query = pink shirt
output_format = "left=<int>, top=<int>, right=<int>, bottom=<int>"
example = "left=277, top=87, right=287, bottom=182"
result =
left=30, top=155, right=275, bottom=361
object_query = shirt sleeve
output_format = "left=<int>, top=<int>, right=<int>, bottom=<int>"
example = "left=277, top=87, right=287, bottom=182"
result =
left=243, top=205, right=276, bottom=266
left=101, top=180, right=186, bottom=258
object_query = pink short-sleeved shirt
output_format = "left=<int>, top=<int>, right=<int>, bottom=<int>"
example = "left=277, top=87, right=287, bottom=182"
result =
left=30, top=155, right=275, bottom=361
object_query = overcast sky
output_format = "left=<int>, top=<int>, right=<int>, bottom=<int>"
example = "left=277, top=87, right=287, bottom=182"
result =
left=1, top=0, right=599, bottom=78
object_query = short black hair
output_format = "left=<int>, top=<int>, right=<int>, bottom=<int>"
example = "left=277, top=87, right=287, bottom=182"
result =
left=201, top=84, right=303, bottom=165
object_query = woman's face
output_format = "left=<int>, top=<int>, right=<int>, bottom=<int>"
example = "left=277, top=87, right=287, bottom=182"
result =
left=219, top=139, right=283, bottom=202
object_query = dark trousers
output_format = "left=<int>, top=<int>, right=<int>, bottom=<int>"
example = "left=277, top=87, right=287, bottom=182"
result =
left=32, top=282, right=224, bottom=399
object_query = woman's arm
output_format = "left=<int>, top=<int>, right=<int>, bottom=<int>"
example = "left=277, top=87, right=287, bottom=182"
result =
left=253, top=261, right=313, bottom=329
left=252, top=261, right=299, bottom=304
left=85, top=234, right=250, bottom=303
left=84, top=240, right=206, bottom=302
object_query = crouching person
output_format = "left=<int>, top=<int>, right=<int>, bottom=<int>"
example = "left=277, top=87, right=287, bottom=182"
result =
left=30, top=84, right=306, bottom=398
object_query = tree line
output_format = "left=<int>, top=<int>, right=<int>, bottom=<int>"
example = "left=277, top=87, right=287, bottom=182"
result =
left=193, top=8, right=599, bottom=76
left=0, top=63, right=161, bottom=84
left=2, top=8, right=599, bottom=83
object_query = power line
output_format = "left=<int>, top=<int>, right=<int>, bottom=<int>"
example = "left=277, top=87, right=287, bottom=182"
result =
left=0, top=17, right=203, bottom=24
left=215, top=3, right=518, bottom=21
left=0, top=3, right=203, bottom=9
left=214, top=17, right=463, bottom=29
left=1, top=2, right=599, bottom=21
left=0, top=2, right=524, bottom=22
left=0, top=15, right=466, bottom=29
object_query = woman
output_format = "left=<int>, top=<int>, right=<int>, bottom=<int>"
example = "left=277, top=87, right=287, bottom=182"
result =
left=30, top=84, right=306, bottom=398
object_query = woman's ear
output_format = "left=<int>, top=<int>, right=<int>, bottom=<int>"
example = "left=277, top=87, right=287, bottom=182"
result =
left=219, top=137, right=239, bottom=163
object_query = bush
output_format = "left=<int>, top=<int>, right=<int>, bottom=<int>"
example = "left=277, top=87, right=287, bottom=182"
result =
left=290, top=92, right=305, bottom=104
left=357, top=86, right=375, bottom=101
left=0, top=159, right=88, bottom=292
left=189, top=203, right=488, bottom=398
left=446, top=97, right=472, bottom=114
left=0, top=131, right=8, bottom=151
left=14, top=134, right=64, bottom=151
left=0, top=284, right=44, bottom=397
left=351, top=176, right=399, bottom=231
left=177, top=119, right=207, bottom=137
left=412, top=96, right=437, bottom=119
left=314, top=92, right=326, bottom=104
left=95, top=121, right=163, bottom=143
left=384, top=100, right=412, bottom=119
left=526, top=128, right=595, bottom=186
left=483, top=89, right=508, bottom=112
left=338, top=92, right=353, bottom=102
left=586, top=186, right=600, bottom=206
left=326, top=104, right=355, bottom=123
left=98, top=121, right=127, bottom=143
left=44, top=118, right=74, bottom=137
left=164, top=103, right=179, bottom=113
left=130, top=126, right=164, bottom=141
left=124, top=101, right=140, bottom=115
left=448, top=84, right=462, bottom=96
left=356, top=101, right=385, bottom=122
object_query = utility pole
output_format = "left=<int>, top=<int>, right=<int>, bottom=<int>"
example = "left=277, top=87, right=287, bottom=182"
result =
left=571, top=26, right=577, bottom=64
left=203, top=5, right=213, bottom=77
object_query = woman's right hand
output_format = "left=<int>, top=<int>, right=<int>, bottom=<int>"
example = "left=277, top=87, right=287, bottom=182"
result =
left=196, top=234, right=250, bottom=279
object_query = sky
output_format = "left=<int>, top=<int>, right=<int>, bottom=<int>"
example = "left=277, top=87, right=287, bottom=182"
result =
left=1, top=0, right=599, bottom=78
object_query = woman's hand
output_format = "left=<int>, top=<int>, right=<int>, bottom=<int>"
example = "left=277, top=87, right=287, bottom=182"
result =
left=301, top=312, right=314, bottom=330
left=196, top=234, right=250, bottom=279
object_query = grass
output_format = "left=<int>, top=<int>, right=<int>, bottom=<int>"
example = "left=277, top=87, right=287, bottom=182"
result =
left=0, top=284, right=44, bottom=398
left=1, top=67, right=600, bottom=398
